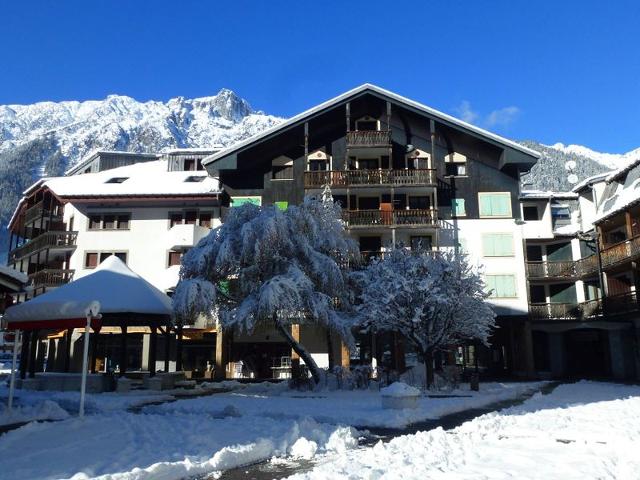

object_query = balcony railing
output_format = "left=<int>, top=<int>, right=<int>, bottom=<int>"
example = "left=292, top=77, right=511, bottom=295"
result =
left=29, top=269, right=75, bottom=289
left=575, top=254, right=599, bottom=277
left=9, top=231, right=78, bottom=263
left=304, top=169, right=436, bottom=188
left=342, top=209, right=437, bottom=228
left=346, top=130, right=391, bottom=148
left=600, top=235, right=640, bottom=268
left=23, top=200, right=63, bottom=226
left=529, top=292, right=638, bottom=320
left=526, top=261, right=575, bottom=279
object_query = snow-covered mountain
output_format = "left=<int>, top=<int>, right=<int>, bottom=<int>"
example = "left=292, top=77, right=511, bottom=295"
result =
left=547, top=143, right=640, bottom=170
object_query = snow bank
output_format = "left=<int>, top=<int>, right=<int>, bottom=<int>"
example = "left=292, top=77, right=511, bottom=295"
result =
left=0, top=400, right=69, bottom=427
left=289, top=381, right=640, bottom=479
left=380, top=382, right=421, bottom=398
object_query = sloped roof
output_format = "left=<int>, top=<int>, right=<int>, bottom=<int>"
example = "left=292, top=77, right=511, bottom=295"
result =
left=202, top=83, right=541, bottom=167
left=4, top=256, right=172, bottom=329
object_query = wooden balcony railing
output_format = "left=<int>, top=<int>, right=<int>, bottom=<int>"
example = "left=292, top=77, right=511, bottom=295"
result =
left=23, top=200, right=63, bottom=226
left=529, top=302, right=584, bottom=320
left=304, top=169, right=436, bottom=188
left=600, top=235, right=640, bottom=268
left=529, top=292, right=638, bottom=320
left=575, top=254, right=599, bottom=277
left=346, top=130, right=391, bottom=148
left=526, top=261, right=575, bottom=279
left=9, top=231, right=78, bottom=262
left=605, top=291, right=639, bottom=315
left=342, top=209, right=437, bottom=228
left=29, top=269, right=75, bottom=289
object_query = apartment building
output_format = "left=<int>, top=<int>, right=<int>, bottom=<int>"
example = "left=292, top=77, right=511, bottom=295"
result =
left=522, top=163, right=640, bottom=380
left=201, top=84, right=541, bottom=379
left=6, top=150, right=223, bottom=374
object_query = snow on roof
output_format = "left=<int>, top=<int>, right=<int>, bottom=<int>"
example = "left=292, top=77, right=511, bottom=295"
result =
left=203, top=84, right=541, bottom=167
left=0, top=265, right=28, bottom=285
left=595, top=176, right=640, bottom=224
left=553, top=223, right=581, bottom=236
left=520, top=190, right=578, bottom=200
left=571, top=172, right=610, bottom=193
left=4, top=256, right=172, bottom=327
left=606, top=156, right=640, bottom=183
left=161, top=147, right=223, bottom=154
left=42, top=160, right=221, bottom=198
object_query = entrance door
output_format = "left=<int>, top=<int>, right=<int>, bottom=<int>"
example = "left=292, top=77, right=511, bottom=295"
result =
left=565, top=329, right=610, bottom=378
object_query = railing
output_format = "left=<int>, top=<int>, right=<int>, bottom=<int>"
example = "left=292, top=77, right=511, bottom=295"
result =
left=304, top=169, right=436, bottom=188
left=29, top=269, right=75, bottom=289
left=575, top=254, right=599, bottom=277
left=346, top=130, right=391, bottom=148
left=600, top=235, right=640, bottom=268
left=605, top=291, right=638, bottom=315
left=526, top=261, right=575, bottom=279
left=342, top=209, right=437, bottom=228
left=529, top=302, right=584, bottom=320
left=9, top=231, right=78, bottom=262
left=23, top=201, right=63, bottom=225
left=529, top=292, right=638, bottom=320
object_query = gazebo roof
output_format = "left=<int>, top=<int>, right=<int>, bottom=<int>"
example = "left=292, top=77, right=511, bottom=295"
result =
left=4, top=256, right=173, bottom=330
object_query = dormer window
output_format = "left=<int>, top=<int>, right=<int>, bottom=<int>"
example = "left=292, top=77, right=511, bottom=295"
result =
left=445, top=152, right=467, bottom=176
left=272, top=155, right=294, bottom=180
left=355, top=116, right=379, bottom=131
left=105, top=177, right=129, bottom=184
left=307, top=150, right=329, bottom=171
left=406, top=148, right=430, bottom=169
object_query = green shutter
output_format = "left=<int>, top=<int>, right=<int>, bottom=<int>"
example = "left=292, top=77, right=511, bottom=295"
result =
left=231, top=196, right=261, bottom=207
left=479, top=193, right=511, bottom=217
left=274, top=201, right=288, bottom=211
left=482, top=234, right=514, bottom=256
left=486, top=275, right=517, bottom=298
left=453, top=198, right=466, bottom=216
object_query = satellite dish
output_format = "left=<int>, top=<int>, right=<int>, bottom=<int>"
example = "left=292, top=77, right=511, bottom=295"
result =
left=567, top=174, right=579, bottom=184
left=565, top=160, right=577, bottom=171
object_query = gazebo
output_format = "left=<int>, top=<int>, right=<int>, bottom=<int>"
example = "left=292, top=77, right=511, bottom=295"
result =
left=3, top=256, right=174, bottom=412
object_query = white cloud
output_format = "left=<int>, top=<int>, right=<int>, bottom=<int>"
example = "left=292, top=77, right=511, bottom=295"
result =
left=454, top=101, right=521, bottom=130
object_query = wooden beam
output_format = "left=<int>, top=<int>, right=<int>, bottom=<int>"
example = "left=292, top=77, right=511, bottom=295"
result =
left=28, top=330, right=38, bottom=378
left=19, top=331, right=30, bottom=379
left=120, top=323, right=128, bottom=375
left=149, top=327, right=157, bottom=377
left=164, top=324, right=170, bottom=372
left=64, top=328, right=72, bottom=372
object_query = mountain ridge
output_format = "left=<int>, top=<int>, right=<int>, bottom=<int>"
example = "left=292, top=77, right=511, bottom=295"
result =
left=1, top=90, right=638, bottom=261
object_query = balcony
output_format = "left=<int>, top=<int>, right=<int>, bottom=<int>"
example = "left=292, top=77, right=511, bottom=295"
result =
left=9, top=231, right=78, bottom=263
left=346, top=130, right=391, bottom=148
left=526, top=261, right=575, bottom=280
left=600, top=235, right=640, bottom=268
left=23, top=201, right=63, bottom=226
left=304, top=169, right=436, bottom=189
left=529, top=292, right=638, bottom=321
left=29, top=269, right=75, bottom=290
left=342, top=209, right=437, bottom=228
left=168, top=223, right=210, bottom=250
left=575, top=254, right=599, bottom=277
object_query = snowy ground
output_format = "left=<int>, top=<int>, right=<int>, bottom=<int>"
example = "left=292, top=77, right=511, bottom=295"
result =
left=0, top=381, right=543, bottom=480
left=288, top=381, right=640, bottom=480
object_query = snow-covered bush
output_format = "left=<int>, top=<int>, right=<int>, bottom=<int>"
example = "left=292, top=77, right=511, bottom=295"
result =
left=354, top=248, right=495, bottom=388
left=173, top=196, right=359, bottom=384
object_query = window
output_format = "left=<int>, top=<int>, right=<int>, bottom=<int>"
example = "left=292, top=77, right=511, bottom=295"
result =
left=479, top=193, right=512, bottom=217
left=99, top=251, right=127, bottom=264
left=275, top=201, right=288, bottom=211
left=355, top=119, right=378, bottom=131
left=88, top=213, right=130, bottom=230
left=452, top=198, right=466, bottom=217
left=409, top=196, right=431, bottom=210
left=199, top=213, right=212, bottom=228
left=309, top=160, right=327, bottom=171
left=482, top=233, right=515, bottom=256
left=169, top=213, right=183, bottom=228
left=85, top=252, right=98, bottom=268
left=485, top=275, right=517, bottom=298
left=445, top=152, right=467, bottom=176
left=168, top=250, right=182, bottom=267
left=410, top=236, right=432, bottom=251
left=103, top=215, right=116, bottom=229
left=105, top=177, right=129, bottom=184
left=523, top=205, right=540, bottom=221
left=184, top=159, right=196, bottom=171
left=358, top=158, right=379, bottom=170
left=89, top=215, right=101, bottom=230
left=185, top=211, right=198, bottom=225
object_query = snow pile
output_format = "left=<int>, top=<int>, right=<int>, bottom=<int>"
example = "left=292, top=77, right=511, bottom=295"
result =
left=289, top=381, right=640, bottom=479
left=0, top=399, right=69, bottom=427
left=380, top=382, right=421, bottom=398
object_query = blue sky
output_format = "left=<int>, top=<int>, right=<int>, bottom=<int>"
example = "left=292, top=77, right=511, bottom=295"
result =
left=1, top=1, right=639, bottom=152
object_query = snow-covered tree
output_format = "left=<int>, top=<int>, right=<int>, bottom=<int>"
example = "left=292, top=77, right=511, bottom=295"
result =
left=173, top=196, right=359, bottom=384
left=354, top=248, right=495, bottom=388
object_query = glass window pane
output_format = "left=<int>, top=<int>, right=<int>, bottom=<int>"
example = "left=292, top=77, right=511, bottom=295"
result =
left=117, top=214, right=130, bottom=230
left=453, top=198, right=466, bottom=216
left=89, top=215, right=101, bottom=230
left=274, top=201, right=288, bottom=211
left=103, top=215, right=116, bottom=229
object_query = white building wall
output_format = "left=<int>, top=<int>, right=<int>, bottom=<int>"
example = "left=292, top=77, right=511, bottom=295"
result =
left=64, top=204, right=220, bottom=292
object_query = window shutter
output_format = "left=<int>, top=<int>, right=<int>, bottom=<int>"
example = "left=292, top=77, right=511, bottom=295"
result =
left=491, top=195, right=511, bottom=216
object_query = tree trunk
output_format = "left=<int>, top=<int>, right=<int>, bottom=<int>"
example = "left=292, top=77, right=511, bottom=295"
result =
left=424, top=351, right=435, bottom=390
left=275, top=321, right=322, bottom=384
